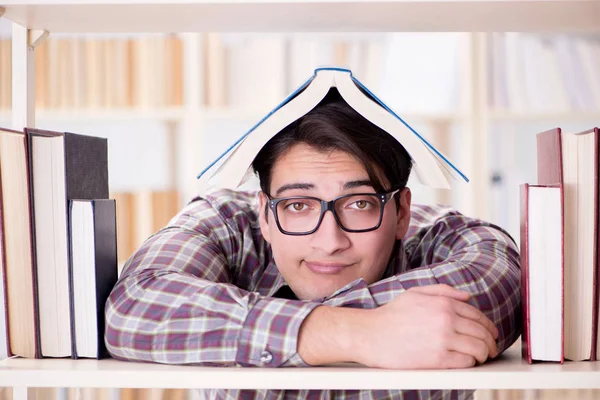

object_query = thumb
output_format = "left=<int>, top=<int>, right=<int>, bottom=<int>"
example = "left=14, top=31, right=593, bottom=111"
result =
left=408, top=284, right=471, bottom=301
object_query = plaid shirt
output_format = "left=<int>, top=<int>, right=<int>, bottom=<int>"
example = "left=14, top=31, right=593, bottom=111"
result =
left=105, top=189, right=521, bottom=400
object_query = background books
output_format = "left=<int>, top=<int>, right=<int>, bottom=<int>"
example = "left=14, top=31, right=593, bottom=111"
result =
left=2, top=30, right=599, bottom=248
left=0, top=34, right=183, bottom=110
left=487, top=34, right=600, bottom=113
left=111, top=190, right=180, bottom=269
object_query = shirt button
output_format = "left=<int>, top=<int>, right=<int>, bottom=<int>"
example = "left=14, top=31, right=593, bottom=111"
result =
left=260, top=351, right=273, bottom=364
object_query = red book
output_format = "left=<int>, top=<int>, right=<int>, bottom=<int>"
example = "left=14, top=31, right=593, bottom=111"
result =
left=536, top=127, right=599, bottom=362
left=536, top=127, right=563, bottom=185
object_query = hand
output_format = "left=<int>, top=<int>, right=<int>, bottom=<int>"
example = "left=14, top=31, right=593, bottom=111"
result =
left=353, top=284, right=499, bottom=369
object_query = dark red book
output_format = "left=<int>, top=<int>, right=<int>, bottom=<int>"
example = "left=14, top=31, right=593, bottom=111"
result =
left=536, top=127, right=599, bottom=362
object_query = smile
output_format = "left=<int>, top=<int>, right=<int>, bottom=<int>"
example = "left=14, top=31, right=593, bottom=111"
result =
left=305, top=261, right=351, bottom=275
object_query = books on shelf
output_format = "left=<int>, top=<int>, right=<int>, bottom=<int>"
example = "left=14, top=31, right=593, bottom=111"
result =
left=111, top=190, right=180, bottom=267
left=520, top=126, right=600, bottom=363
left=0, top=126, right=117, bottom=360
left=488, top=33, right=600, bottom=113
left=69, top=199, right=118, bottom=359
left=0, top=35, right=183, bottom=111
left=197, top=67, right=468, bottom=192
left=26, top=128, right=109, bottom=358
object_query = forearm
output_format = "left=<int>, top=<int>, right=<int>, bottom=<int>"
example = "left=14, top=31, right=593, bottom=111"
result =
left=105, top=217, right=319, bottom=367
left=297, top=305, right=370, bottom=365
left=320, top=227, right=521, bottom=354
left=106, top=268, right=319, bottom=366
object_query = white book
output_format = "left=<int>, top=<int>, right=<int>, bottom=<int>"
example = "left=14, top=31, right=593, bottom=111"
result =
left=30, top=135, right=72, bottom=358
left=521, top=35, right=544, bottom=112
left=491, top=33, right=509, bottom=110
left=226, top=34, right=287, bottom=112
left=521, top=184, right=563, bottom=363
left=504, top=33, right=528, bottom=112
left=196, top=67, right=468, bottom=192
left=575, top=38, right=600, bottom=111
left=538, top=37, right=570, bottom=112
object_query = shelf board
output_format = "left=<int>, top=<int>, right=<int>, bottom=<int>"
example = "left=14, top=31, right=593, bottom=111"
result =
left=488, top=110, right=600, bottom=123
left=1, top=342, right=600, bottom=390
left=0, top=107, right=465, bottom=125
left=1, top=1, right=599, bottom=33
left=0, top=107, right=185, bottom=123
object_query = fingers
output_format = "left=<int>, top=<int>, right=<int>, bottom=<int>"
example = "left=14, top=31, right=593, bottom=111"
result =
left=454, top=317, right=498, bottom=358
left=453, top=301, right=499, bottom=340
left=447, top=334, right=490, bottom=365
left=441, top=351, right=477, bottom=369
left=408, top=284, right=471, bottom=301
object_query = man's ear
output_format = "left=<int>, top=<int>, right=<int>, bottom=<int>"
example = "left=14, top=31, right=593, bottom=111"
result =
left=395, top=187, right=412, bottom=240
left=258, top=192, right=272, bottom=243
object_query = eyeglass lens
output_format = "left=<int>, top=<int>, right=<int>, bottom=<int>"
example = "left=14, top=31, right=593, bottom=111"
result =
left=276, top=194, right=383, bottom=233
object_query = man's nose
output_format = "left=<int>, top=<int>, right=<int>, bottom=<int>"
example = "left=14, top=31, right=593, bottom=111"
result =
left=309, top=210, right=351, bottom=254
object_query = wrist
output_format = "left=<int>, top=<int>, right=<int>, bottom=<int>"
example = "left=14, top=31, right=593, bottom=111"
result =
left=297, top=305, right=371, bottom=365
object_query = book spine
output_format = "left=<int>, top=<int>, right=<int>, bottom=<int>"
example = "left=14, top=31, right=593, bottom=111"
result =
left=559, top=182, right=565, bottom=364
left=68, top=200, right=78, bottom=360
left=93, top=199, right=119, bottom=359
left=24, top=131, right=42, bottom=359
left=519, top=183, right=532, bottom=364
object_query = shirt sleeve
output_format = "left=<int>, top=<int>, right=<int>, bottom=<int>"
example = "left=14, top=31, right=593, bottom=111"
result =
left=104, top=193, right=319, bottom=367
left=321, top=206, right=521, bottom=355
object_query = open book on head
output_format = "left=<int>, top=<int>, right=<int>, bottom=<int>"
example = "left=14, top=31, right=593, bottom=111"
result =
left=196, top=67, right=469, bottom=191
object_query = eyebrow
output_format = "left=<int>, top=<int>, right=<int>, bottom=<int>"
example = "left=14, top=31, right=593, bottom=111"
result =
left=274, top=180, right=374, bottom=197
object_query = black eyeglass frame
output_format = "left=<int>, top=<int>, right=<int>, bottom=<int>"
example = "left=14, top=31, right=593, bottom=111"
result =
left=266, top=189, right=401, bottom=236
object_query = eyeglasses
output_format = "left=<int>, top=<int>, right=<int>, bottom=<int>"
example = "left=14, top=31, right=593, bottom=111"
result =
left=266, top=189, right=400, bottom=236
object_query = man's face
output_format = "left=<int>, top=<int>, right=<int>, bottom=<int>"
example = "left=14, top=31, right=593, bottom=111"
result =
left=259, top=143, right=412, bottom=301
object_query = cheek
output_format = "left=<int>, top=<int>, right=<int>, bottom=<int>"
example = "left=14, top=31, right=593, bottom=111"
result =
left=355, top=216, right=398, bottom=277
left=268, top=227, right=302, bottom=268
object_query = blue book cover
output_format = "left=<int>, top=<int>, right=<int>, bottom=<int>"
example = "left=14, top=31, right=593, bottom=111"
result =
left=197, top=67, right=468, bottom=185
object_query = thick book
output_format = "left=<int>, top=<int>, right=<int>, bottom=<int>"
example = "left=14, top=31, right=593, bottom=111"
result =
left=520, top=183, right=564, bottom=364
left=0, top=127, right=39, bottom=359
left=536, top=127, right=599, bottom=361
left=196, top=67, right=469, bottom=191
left=25, top=128, right=109, bottom=358
left=69, top=199, right=118, bottom=359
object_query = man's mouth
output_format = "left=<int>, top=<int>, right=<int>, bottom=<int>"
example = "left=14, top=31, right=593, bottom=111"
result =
left=304, top=261, right=352, bottom=275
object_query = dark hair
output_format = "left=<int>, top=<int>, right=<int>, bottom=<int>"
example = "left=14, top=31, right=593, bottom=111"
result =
left=252, top=88, right=413, bottom=214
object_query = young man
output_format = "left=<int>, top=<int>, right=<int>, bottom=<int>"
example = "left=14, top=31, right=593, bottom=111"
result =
left=105, top=91, right=521, bottom=400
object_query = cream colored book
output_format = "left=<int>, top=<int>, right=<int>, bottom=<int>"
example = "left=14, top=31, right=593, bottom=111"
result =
left=204, top=33, right=227, bottom=108
left=0, top=128, right=38, bottom=359
left=197, top=67, right=468, bottom=191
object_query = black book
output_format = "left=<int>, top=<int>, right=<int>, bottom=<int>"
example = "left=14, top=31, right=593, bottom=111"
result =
left=25, top=128, right=108, bottom=358
left=69, top=199, right=118, bottom=359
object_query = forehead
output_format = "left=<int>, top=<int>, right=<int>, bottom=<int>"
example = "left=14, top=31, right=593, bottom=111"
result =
left=271, top=144, right=368, bottom=179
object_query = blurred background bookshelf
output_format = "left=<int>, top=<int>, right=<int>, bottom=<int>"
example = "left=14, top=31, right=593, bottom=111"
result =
left=2, top=26, right=599, bottom=258
left=1, top=15, right=600, bottom=400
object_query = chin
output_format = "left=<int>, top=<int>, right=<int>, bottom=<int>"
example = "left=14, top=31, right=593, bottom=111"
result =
left=299, top=280, right=356, bottom=301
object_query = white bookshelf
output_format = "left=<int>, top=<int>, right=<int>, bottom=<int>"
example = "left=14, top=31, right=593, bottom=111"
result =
left=1, top=1, right=600, bottom=32
left=1, top=1, right=600, bottom=399
left=0, top=343, right=599, bottom=395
